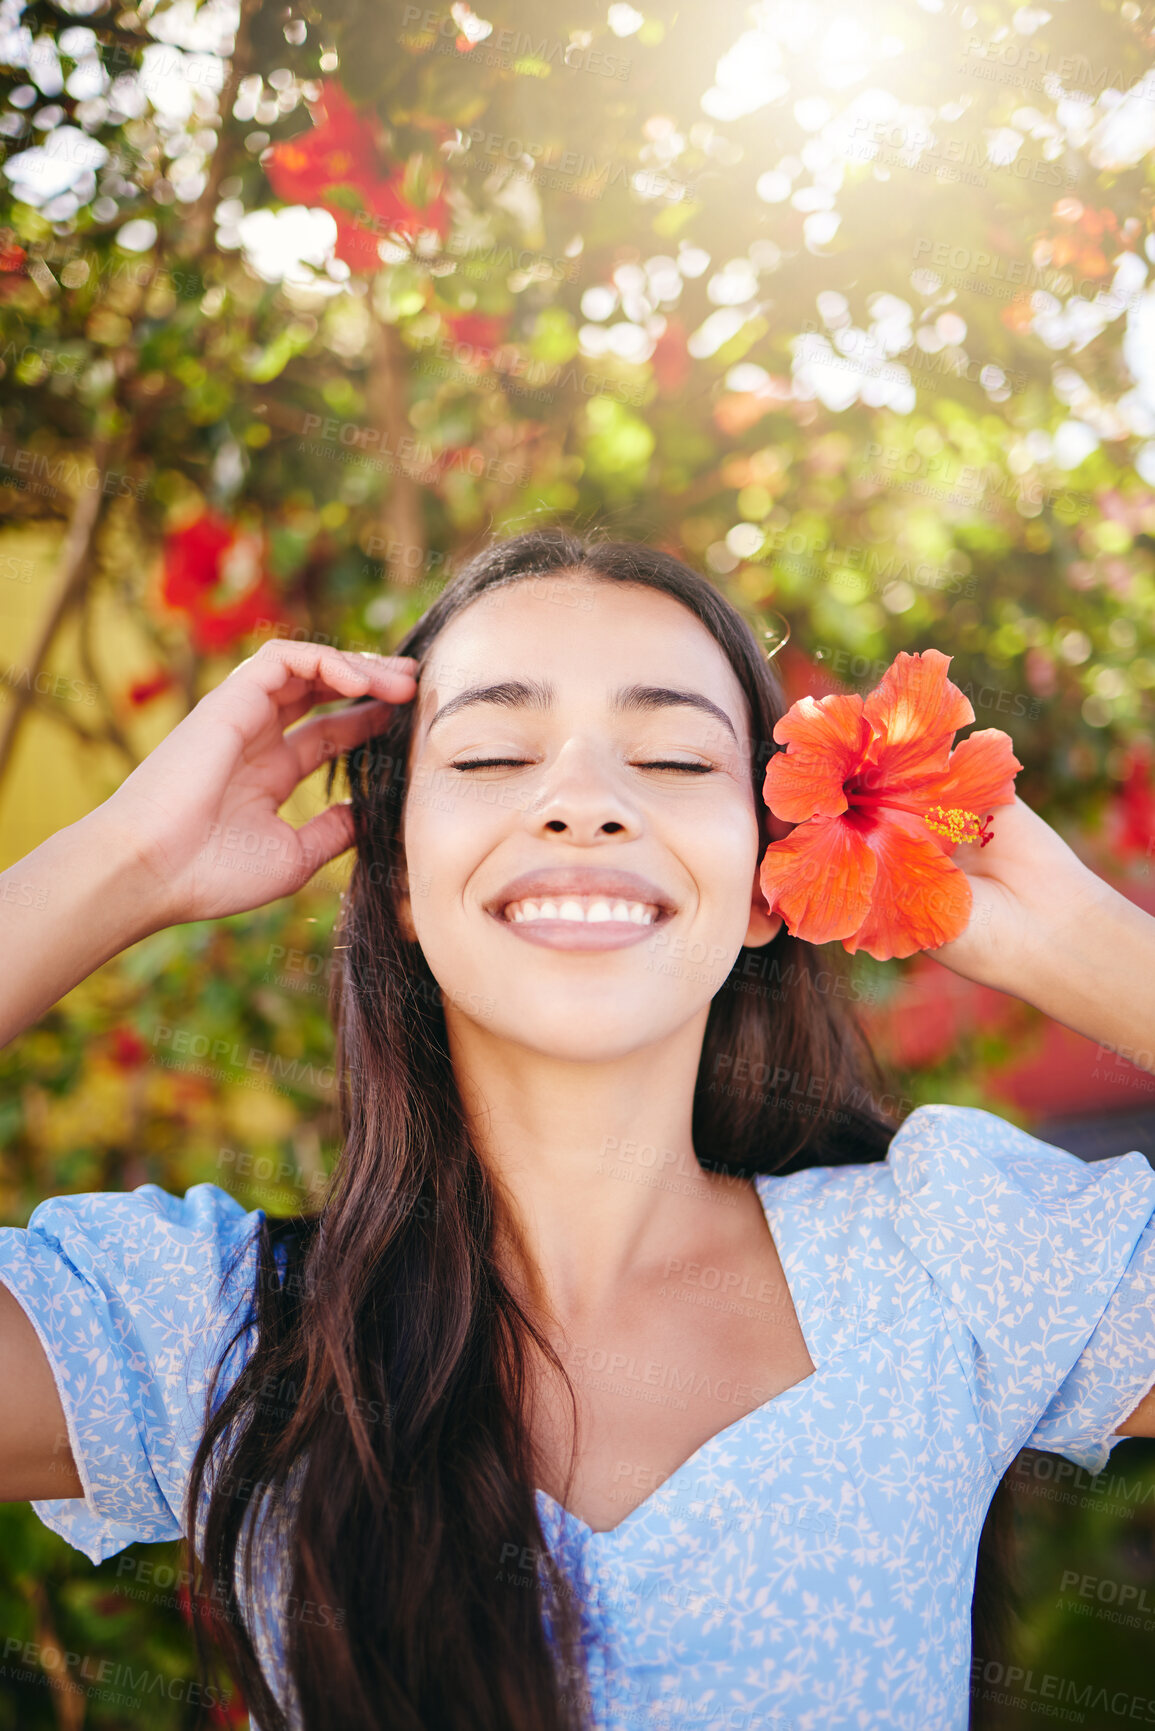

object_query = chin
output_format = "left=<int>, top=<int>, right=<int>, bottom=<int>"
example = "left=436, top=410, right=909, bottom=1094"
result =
left=466, top=988, right=709, bottom=1059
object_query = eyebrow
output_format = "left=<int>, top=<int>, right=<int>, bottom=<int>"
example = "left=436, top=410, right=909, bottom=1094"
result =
left=426, top=678, right=739, bottom=742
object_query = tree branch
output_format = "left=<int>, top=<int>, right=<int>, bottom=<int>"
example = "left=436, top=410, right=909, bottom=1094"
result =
left=77, top=583, right=141, bottom=769
left=0, top=429, right=117, bottom=785
left=0, top=677, right=137, bottom=757
left=366, top=316, right=428, bottom=588
left=175, top=0, right=261, bottom=261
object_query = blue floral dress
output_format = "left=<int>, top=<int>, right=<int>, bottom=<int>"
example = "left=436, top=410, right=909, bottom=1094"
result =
left=2, top=1102, right=1154, bottom=1731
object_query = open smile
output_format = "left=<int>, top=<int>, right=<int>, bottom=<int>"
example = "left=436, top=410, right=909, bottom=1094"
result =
left=486, top=870, right=676, bottom=950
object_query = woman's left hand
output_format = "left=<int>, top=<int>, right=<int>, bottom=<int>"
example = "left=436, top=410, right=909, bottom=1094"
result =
left=923, top=793, right=1115, bottom=997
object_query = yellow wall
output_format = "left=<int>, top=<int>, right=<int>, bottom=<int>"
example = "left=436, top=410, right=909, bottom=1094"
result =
left=0, top=524, right=338, bottom=871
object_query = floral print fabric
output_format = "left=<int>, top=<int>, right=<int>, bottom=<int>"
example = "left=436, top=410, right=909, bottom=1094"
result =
left=2, top=1103, right=1154, bottom=1730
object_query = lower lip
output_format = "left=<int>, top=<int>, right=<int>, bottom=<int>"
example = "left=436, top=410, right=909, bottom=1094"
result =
left=488, top=909, right=670, bottom=950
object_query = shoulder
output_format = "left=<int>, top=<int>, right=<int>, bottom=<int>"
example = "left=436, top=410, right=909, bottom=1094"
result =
left=0, top=1182, right=269, bottom=1564
left=26, top=1179, right=260, bottom=1248
left=24, top=1181, right=262, bottom=1284
left=762, top=1104, right=1155, bottom=1468
left=879, top=1101, right=1155, bottom=1280
left=763, top=1101, right=1155, bottom=1249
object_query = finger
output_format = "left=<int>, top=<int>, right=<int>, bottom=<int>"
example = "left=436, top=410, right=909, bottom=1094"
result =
left=284, top=699, right=398, bottom=780
left=293, top=801, right=357, bottom=875
left=233, top=642, right=419, bottom=705
left=219, top=643, right=417, bottom=716
left=273, top=654, right=419, bottom=731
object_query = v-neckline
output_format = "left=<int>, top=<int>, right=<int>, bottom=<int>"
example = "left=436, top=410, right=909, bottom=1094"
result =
left=534, top=1168, right=820, bottom=1541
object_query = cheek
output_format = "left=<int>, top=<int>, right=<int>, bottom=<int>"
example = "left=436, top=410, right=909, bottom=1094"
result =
left=685, top=794, right=761, bottom=901
left=401, top=768, right=511, bottom=907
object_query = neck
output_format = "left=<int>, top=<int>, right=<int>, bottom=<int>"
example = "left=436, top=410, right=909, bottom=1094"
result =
left=444, top=1007, right=746, bottom=1324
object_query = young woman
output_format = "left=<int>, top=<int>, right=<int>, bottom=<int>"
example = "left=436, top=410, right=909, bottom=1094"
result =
left=1, top=527, right=1154, bottom=1731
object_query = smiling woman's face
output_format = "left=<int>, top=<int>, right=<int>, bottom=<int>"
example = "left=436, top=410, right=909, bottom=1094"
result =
left=399, top=574, right=782, bottom=1062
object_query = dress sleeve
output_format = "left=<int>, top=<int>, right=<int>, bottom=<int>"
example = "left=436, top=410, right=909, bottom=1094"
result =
left=888, top=1102, right=1155, bottom=1475
left=0, top=1182, right=265, bottom=1564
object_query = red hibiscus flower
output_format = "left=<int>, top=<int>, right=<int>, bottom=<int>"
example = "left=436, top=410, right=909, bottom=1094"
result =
left=758, top=648, right=1022, bottom=961
left=265, top=82, right=451, bottom=272
left=161, top=513, right=289, bottom=654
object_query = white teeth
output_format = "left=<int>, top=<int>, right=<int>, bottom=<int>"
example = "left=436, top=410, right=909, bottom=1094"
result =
left=503, top=896, right=659, bottom=925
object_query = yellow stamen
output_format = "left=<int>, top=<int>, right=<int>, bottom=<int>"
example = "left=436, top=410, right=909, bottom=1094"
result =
left=924, top=805, right=983, bottom=845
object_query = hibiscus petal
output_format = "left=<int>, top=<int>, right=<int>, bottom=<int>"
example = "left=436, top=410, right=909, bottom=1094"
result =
left=860, top=649, right=975, bottom=792
left=758, top=815, right=878, bottom=945
left=845, top=810, right=973, bottom=961
left=918, top=728, right=1024, bottom=821
left=762, top=693, right=874, bottom=823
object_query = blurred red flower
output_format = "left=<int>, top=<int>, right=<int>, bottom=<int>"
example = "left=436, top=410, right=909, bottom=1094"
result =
left=442, top=310, right=511, bottom=357
left=264, top=81, right=383, bottom=205
left=265, top=81, right=451, bottom=272
left=1032, top=200, right=1119, bottom=282
left=127, top=668, right=177, bottom=707
left=0, top=232, right=26, bottom=273
left=161, top=513, right=289, bottom=653
left=759, top=649, right=1022, bottom=961
left=107, top=1026, right=149, bottom=1069
left=1109, top=743, right=1155, bottom=858
left=176, top=1581, right=250, bottom=1724
left=651, top=317, right=691, bottom=396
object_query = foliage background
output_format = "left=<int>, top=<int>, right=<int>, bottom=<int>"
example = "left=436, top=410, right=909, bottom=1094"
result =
left=2, top=0, right=1155, bottom=1723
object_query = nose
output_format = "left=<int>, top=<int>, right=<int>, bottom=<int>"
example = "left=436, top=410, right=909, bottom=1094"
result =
left=527, top=740, right=637, bottom=841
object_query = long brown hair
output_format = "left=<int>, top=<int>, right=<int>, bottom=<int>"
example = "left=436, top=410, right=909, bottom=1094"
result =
left=185, top=526, right=1009, bottom=1729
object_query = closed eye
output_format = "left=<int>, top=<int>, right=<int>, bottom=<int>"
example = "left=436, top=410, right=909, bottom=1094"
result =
left=636, top=760, right=714, bottom=773
left=450, top=757, right=714, bottom=772
left=450, top=758, right=533, bottom=770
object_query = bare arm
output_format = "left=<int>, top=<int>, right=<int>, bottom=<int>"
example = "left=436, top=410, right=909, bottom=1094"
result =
left=0, top=640, right=418, bottom=1500
left=928, top=796, right=1155, bottom=1437
left=0, top=806, right=171, bottom=1050
left=1116, top=1381, right=1155, bottom=1438
left=0, top=1283, right=84, bottom=1499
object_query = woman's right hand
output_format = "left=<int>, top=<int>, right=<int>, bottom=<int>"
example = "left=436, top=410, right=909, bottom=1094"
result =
left=100, top=640, right=418, bottom=926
